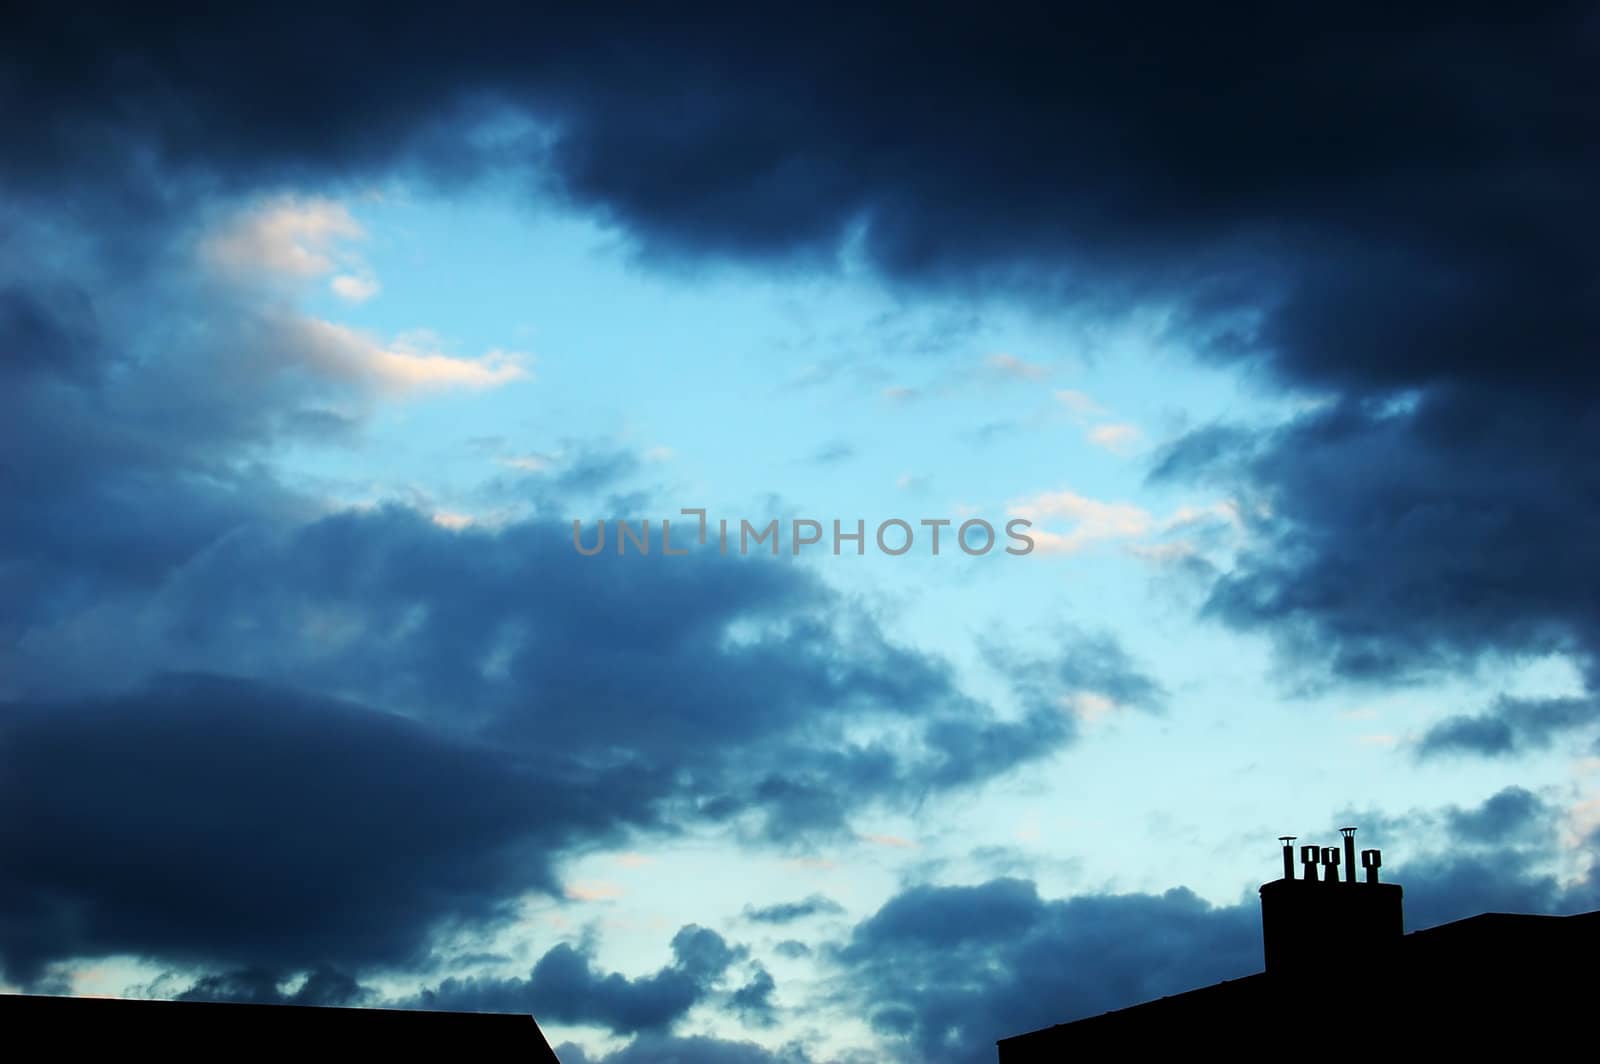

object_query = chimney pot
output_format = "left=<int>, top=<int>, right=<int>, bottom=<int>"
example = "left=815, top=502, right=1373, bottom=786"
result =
left=1361, top=848, right=1382, bottom=884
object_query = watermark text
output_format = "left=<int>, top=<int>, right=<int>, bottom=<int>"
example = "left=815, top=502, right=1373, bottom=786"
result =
left=572, top=509, right=1034, bottom=557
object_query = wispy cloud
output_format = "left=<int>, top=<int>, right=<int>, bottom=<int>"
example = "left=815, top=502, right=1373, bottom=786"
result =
left=330, top=273, right=381, bottom=303
left=1160, top=500, right=1242, bottom=533
left=293, top=319, right=530, bottom=393
left=1008, top=490, right=1152, bottom=554
left=564, top=880, right=624, bottom=902
left=1058, top=691, right=1122, bottom=723
left=812, top=441, right=856, bottom=465
left=205, top=197, right=367, bottom=280
left=984, top=352, right=1049, bottom=381
left=744, top=894, right=844, bottom=924
left=208, top=196, right=387, bottom=312
left=1054, top=389, right=1107, bottom=417
left=1009, top=489, right=1242, bottom=560
left=1088, top=422, right=1141, bottom=453
left=203, top=199, right=524, bottom=399
left=895, top=472, right=929, bottom=493
left=499, top=453, right=557, bottom=472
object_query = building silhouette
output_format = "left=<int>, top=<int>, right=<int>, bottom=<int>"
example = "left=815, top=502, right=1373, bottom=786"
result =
left=997, top=829, right=1600, bottom=1058
left=0, top=993, right=563, bottom=1059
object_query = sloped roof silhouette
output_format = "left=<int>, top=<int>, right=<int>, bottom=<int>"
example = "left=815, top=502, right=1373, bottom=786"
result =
left=998, top=909, right=1600, bottom=1058
left=998, top=839, right=1600, bottom=1059
left=0, top=993, right=563, bottom=1060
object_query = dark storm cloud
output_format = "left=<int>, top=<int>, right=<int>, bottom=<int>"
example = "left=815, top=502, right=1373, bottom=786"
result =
left=0, top=284, right=100, bottom=382
left=160, top=965, right=372, bottom=1007
left=1339, top=786, right=1562, bottom=858
left=834, top=878, right=1260, bottom=1064
left=1153, top=390, right=1600, bottom=702
left=1335, top=786, right=1599, bottom=931
left=413, top=925, right=741, bottom=1034
left=1385, top=788, right=1598, bottom=929
left=5, top=7, right=1589, bottom=289
left=729, top=964, right=779, bottom=1027
left=0, top=674, right=649, bottom=986
left=744, top=894, right=846, bottom=925
left=1417, top=696, right=1599, bottom=759
left=1394, top=846, right=1600, bottom=932
left=1443, top=786, right=1550, bottom=846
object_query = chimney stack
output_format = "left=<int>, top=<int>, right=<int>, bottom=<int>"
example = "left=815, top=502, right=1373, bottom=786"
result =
left=1260, top=827, right=1404, bottom=977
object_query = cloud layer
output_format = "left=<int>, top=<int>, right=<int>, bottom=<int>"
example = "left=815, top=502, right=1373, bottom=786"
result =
left=5, top=7, right=1598, bottom=1058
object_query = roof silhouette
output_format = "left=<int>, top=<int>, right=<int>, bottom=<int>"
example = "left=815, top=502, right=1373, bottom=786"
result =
left=998, top=831, right=1600, bottom=1058
left=0, top=993, right=563, bottom=1060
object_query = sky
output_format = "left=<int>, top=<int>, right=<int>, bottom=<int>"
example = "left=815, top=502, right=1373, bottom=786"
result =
left=3, top=5, right=1599, bottom=1062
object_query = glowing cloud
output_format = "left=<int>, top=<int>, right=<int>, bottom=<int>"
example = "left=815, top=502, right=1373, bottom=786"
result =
left=564, top=881, right=624, bottom=902
left=330, top=273, right=381, bottom=303
left=1010, top=489, right=1241, bottom=560
left=1008, top=490, right=1153, bottom=554
left=1057, top=691, right=1120, bottom=722
left=205, top=197, right=366, bottom=278
left=293, top=318, right=530, bottom=393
